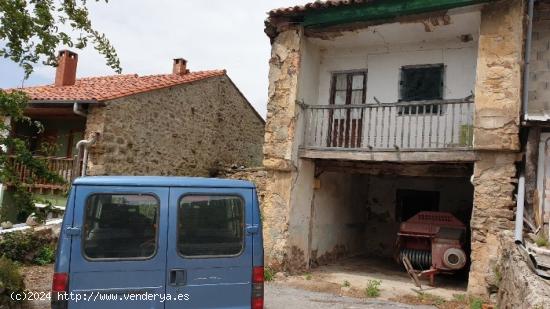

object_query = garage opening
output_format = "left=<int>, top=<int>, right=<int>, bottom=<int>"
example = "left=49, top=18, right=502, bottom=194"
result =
left=307, top=160, right=474, bottom=294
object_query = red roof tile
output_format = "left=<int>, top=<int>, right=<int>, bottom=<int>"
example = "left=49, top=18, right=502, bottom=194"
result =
left=13, top=70, right=226, bottom=102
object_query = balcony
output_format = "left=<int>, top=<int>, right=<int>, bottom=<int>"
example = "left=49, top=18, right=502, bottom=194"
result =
left=7, top=156, right=75, bottom=191
left=300, top=99, right=475, bottom=162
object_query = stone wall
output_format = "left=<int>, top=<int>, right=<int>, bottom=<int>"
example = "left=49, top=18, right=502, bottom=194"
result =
left=220, top=167, right=267, bottom=207
left=469, top=0, right=525, bottom=297
left=84, top=75, right=264, bottom=177
left=261, top=28, right=304, bottom=270
left=473, top=0, right=523, bottom=151
left=496, top=232, right=550, bottom=309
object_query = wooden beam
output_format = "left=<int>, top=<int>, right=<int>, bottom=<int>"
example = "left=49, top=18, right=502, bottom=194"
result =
left=315, top=159, right=473, bottom=178
left=300, top=148, right=477, bottom=163
left=24, top=107, right=80, bottom=119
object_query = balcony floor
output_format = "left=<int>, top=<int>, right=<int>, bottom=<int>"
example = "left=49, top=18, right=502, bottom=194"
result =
left=299, top=147, right=476, bottom=163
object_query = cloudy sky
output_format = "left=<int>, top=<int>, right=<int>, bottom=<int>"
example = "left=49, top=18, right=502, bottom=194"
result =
left=0, top=0, right=312, bottom=118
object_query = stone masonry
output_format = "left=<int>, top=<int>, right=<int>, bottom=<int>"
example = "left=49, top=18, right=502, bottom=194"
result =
left=469, top=0, right=525, bottom=297
left=85, top=75, right=265, bottom=177
left=496, top=231, right=550, bottom=309
left=262, top=28, right=304, bottom=269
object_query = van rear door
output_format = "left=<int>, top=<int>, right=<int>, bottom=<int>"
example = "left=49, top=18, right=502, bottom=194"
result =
left=68, top=185, right=169, bottom=309
left=165, top=187, right=254, bottom=309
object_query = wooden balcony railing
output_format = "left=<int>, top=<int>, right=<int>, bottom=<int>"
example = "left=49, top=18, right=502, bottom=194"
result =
left=302, top=99, right=474, bottom=152
left=6, top=156, right=75, bottom=190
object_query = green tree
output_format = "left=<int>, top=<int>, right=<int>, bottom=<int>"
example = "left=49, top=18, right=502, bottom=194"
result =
left=0, top=0, right=121, bottom=221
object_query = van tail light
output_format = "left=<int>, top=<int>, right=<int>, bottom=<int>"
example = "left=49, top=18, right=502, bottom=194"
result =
left=252, top=266, right=264, bottom=309
left=51, top=273, right=68, bottom=309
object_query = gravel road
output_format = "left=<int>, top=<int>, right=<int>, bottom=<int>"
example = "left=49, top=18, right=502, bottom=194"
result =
left=265, top=283, right=437, bottom=309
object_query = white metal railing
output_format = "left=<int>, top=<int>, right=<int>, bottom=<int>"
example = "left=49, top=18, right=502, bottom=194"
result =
left=302, top=99, right=474, bottom=151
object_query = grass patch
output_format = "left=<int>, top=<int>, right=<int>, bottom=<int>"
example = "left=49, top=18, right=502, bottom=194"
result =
left=342, top=280, right=350, bottom=287
left=469, top=297, right=483, bottom=309
left=452, top=294, right=467, bottom=303
left=264, top=267, right=274, bottom=282
left=416, top=292, right=446, bottom=306
left=304, top=273, right=312, bottom=280
left=535, top=235, right=549, bottom=248
left=365, top=279, right=381, bottom=298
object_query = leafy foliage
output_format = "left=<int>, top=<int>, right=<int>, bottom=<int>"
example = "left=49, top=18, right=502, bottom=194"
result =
left=0, top=257, right=26, bottom=307
left=0, top=90, right=64, bottom=222
left=264, top=267, right=274, bottom=282
left=0, top=230, right=56, bottom=264
left=33, top=245, right=56, bottom=265
left=365, top=279, right=381, bottom=298
left=469, top=297, right=483, bottom=309
left=0, top=0, right=119, bottom=220
left=0, top=0, right=121, bottom=78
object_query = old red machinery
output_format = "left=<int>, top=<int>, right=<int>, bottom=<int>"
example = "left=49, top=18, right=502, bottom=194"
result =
left=396, top=211, right=467, bottom=286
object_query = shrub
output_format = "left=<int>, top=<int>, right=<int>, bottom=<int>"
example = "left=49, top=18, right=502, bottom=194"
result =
left=0, top=230, right=56, bottom=264
left=0, top=257, right=25, bottom=308
left=365, top=279, right=381, bottom=298
left=33, top=245, right=56, bottom=265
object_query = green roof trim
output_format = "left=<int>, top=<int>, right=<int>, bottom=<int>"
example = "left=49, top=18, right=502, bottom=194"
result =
left=302, top=0, right=490, bottom=28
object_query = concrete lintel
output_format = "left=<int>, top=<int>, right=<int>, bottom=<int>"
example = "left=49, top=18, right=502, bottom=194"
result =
left=299, top=148, right=476, bottom=163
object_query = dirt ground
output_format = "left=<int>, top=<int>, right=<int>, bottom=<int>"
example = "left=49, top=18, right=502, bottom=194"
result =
left=21, top=264, right=54, bottom=309
left=273, top=256, right=471, bottom=309
left=18, top=258, right=472, bottom=309
left=266, top=282, right=437, bottom=309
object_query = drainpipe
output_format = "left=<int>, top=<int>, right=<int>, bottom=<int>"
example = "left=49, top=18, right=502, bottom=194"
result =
left=522, top=0, right=535, bottom=119
left=73, top=133, right=98, bottom=179
left=73, top=102, right=87, bottom=117
left=515, top=172, right=526, bottom=244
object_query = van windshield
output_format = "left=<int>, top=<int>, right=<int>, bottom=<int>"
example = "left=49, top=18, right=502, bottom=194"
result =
left=83, top=194, right=159, bottom=260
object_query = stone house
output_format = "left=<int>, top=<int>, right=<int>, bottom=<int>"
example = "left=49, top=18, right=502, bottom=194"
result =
left=7, top=50, right=265, bottom=192
left=261, top=0, right=530, bottom=299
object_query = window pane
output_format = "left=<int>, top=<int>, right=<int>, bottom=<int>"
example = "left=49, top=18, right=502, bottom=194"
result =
left=352, top=74, right=364, bottom=90
left=351, top=90, right=364, bottom=105
left=83, top=194, right=159, bottom=259
left=334, top=90, right=347, bottom=105
left=400, top=65, right=444, bottom=101
left=178, top=195, right=244, bottom=257
left=335, top=74, right=347, bottom=90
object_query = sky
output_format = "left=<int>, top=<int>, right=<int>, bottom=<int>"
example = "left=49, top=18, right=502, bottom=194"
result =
left=0, top=0, right=313, bottom=118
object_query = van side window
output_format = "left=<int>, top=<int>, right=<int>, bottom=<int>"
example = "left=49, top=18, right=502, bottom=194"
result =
left=83, top=194, right=159, bottom=260
left=178, top=195, right=244, bottom=257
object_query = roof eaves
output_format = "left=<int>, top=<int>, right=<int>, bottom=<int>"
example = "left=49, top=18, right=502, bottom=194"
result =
left=266, top=0, right=493, bottom=38
left=29, top=99, right=100, bottom=104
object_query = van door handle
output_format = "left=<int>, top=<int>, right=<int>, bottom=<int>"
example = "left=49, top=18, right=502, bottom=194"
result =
left=246, top=225, right=259, bottom=235
left=169, top=269, right=186, bottom=286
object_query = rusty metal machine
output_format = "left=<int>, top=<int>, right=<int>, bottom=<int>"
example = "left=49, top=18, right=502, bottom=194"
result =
left=396, top=211, right=467, bottom=286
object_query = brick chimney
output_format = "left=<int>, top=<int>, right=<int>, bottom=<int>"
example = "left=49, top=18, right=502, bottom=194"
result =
left=55, top=50, right=78, bottom=86
left=172, top=58, right=189, bottom=75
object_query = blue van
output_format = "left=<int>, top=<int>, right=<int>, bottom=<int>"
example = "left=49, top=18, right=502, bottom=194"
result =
left=52, top=176, right=264, bottom=309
